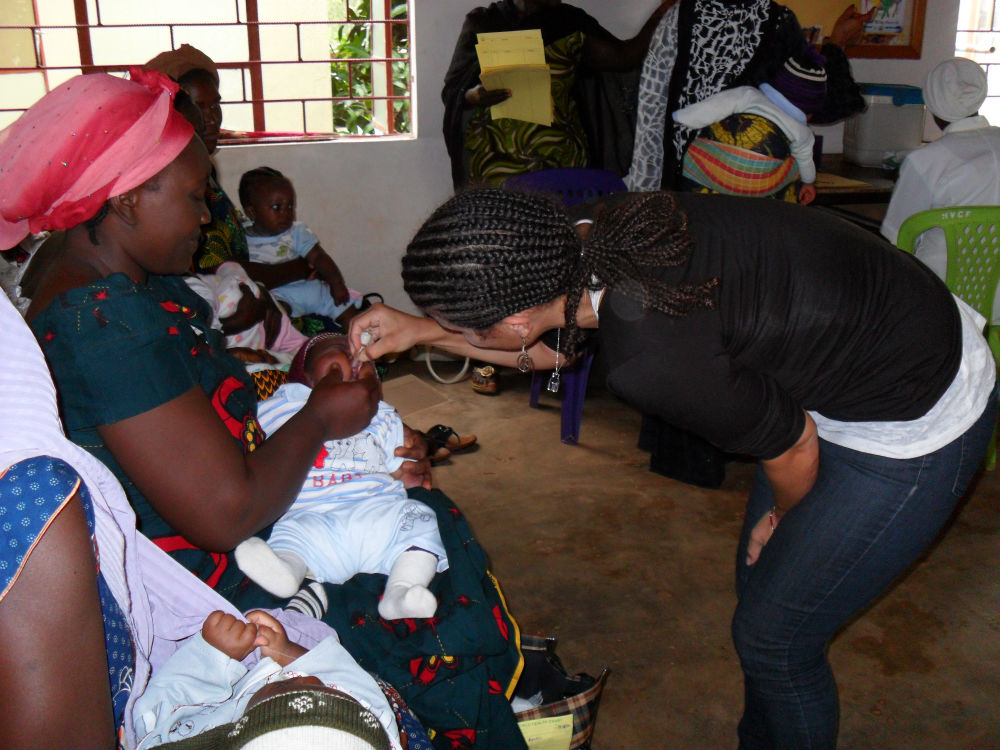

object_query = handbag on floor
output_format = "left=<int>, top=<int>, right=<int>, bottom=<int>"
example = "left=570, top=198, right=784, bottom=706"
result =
left=513, top=635, right=610, bottom=750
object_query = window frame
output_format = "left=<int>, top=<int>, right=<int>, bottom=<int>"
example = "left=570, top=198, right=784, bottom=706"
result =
left=955, top=0, right=1000, bottom=123
left=0, top=0, right=412, bottom=143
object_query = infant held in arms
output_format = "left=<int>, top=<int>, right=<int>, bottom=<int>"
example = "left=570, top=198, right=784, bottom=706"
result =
left=235, top=333, right=448, bottom=620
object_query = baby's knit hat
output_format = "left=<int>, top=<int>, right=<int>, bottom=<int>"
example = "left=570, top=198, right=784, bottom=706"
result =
left=152, top=686, right=391, bottom=750
left=772, top=48, right=828, bottom=115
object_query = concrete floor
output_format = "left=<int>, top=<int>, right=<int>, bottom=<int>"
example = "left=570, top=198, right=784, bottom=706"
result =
left=386, top=356, right=999, bottom=750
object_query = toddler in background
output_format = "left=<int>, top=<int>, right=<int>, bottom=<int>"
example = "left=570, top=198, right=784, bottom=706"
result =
left=235, top=333, right=448, bottom=620
left=672, top=48, right=828, bottom=205
left=133, top=608, right=400, bottom=749
left=239, top=166, right=363, bottom=328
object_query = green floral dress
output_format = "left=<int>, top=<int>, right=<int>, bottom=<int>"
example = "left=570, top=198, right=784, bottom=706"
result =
left=465, top=32, right=589, bottom=185
left=191, top=172, right=250, bottom=272
left=30, top=274, right=265, bottom=602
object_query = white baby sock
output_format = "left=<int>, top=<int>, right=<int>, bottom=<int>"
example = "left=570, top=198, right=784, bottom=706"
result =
left=377, top=549, right=439, bottom=620
left=234, top=537, right=308, bottom=599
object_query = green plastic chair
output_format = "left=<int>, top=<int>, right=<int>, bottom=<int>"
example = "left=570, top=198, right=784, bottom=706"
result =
left=896, top=205, right=1000, bottom=471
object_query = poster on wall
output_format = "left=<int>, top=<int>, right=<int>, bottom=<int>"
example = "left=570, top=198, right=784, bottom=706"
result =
left=862, top=0, right=906, bottom=35
left=784, top=0, right=926, bottom=59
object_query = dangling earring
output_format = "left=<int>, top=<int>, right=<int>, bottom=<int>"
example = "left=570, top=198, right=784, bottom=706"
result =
left=546, top=328, right=561, bottom=393
left=516, top=337, right=533, bottom=373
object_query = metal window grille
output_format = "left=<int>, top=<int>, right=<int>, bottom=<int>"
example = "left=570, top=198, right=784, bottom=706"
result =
left=0, top=0, right=411, bottom=141
left=955, top=0, right=1000, bottom=122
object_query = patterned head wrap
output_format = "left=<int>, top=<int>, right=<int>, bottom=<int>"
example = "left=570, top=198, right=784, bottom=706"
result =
left=923, top=57, right=988, bottom=123
left=144, top=44, right=220, bottom=85
left=0, top=68, right=194, bottom=248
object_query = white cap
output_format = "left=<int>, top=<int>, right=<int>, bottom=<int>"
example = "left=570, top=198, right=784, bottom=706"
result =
left=923, top=57, right=988, bottom=122
left=242, top=726, right=382, bottom=750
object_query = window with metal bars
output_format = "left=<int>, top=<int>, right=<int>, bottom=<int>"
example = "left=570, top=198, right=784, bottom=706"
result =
left=955, top=0, right=1000, bottom=124
left=0, top=0, right=411, bottom=142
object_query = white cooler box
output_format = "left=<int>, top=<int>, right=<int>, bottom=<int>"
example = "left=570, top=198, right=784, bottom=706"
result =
left=844, top=83, right=925, bottom=167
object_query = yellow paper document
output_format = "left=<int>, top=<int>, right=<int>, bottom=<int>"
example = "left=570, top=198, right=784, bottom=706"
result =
left=517, top=715, right=574, bottom=750
left=476, top=29, right=552, bottom=126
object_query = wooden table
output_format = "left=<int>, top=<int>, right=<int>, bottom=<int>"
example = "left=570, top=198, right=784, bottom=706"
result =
left=812, top=153, right=897, bottom=233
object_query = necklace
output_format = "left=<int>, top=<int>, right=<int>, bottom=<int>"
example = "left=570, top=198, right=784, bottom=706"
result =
left=546, top=328, right=561, bottom=393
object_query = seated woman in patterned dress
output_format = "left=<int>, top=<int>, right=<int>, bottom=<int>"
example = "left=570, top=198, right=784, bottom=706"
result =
left=442, top=0, right=674, bottom=189
left=1, top=69, right=420, bottom=610
left=0, top=291, right=419, bottom=749
left=0, top=71, right=523, bottom=750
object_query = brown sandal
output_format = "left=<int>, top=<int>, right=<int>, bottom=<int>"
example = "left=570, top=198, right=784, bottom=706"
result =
left=424, top=424, right=478, bottom=464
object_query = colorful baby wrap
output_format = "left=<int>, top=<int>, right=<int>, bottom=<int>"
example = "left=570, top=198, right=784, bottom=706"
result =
left=681, top=113, right=799, bottom=202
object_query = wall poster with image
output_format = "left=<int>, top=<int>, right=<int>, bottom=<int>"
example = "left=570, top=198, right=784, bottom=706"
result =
left=783, top=0, right=926, bottom=59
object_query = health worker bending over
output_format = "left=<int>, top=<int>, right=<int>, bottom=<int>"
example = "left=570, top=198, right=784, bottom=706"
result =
left=0, top=70, right=406, bottom=609
left=349, top=188, right=998, bottom=749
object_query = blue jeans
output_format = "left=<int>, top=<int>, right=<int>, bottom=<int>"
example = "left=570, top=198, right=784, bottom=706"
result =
left=732, top=383, right=998, bottom=749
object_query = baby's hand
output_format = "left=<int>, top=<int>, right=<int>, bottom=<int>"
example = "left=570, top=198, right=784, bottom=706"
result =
left=392, top=424, right=432, bottom=490
left=328, top=279, right=350, bottom=306
left=245, top=610, right=307, bottom=667
left=202, top=610, right=259, bottom=661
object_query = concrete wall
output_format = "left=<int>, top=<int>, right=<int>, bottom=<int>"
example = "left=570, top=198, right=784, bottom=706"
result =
left=214, top=0, right=960, bottom=312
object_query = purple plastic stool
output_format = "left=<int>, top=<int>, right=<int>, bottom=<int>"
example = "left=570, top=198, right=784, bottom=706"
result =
left=528, top=348, right=595, bottom=445
left=505, top=168, right=627, bottom=444
left=504, top=167, right=627, bottom=207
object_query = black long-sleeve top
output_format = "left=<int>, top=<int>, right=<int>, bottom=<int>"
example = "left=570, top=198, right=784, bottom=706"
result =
left=598, top=194, right=961, bottom=459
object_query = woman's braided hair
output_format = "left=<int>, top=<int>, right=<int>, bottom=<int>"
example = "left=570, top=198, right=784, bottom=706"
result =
left=402, top=187, right=718, bottom=357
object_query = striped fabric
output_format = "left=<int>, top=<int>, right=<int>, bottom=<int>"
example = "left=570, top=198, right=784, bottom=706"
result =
left=682, top=137, right=799, bottom=197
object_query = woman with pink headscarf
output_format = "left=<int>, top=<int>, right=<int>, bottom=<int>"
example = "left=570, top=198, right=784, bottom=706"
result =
left=0, top=68, right=417, bottom=600
left=0, top=68, right=404, bottom=744
left=1, top=69, right=538, bottom=750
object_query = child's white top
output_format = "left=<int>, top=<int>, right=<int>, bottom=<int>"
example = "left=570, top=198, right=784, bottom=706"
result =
left=245, top=221, right=319, bottom=264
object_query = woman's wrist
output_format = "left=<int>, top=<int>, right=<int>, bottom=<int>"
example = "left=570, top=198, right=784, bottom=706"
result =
left=293, top=396, right=332, bottom=444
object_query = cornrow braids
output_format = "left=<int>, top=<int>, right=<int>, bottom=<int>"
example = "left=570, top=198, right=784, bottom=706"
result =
left=581, top=190, right=718, bottom=317
left=402, top=188, right=718, bottom=360
left=238, top=166, right=286, bottom=211
left=402, top=186, right=582, bottom=334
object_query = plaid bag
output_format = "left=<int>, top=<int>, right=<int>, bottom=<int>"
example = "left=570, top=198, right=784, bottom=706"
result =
left=513, top=636, right=610, bottom=750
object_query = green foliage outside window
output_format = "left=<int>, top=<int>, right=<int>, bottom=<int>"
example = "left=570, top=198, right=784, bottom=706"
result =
left=330, top=0, right=410, bottom=135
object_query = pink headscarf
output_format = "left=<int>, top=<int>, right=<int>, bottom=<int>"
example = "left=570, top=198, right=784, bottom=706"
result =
left=0, top=68, right=194, bottom=248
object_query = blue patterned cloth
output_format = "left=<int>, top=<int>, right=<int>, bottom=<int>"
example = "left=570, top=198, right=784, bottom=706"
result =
left=0, top=456, right=134, bottom=729
left=377, top=678, right=435, bottom=750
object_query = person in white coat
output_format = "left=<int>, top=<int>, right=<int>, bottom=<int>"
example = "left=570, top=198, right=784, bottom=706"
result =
left=881, top=56, right=1000, bottom=324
